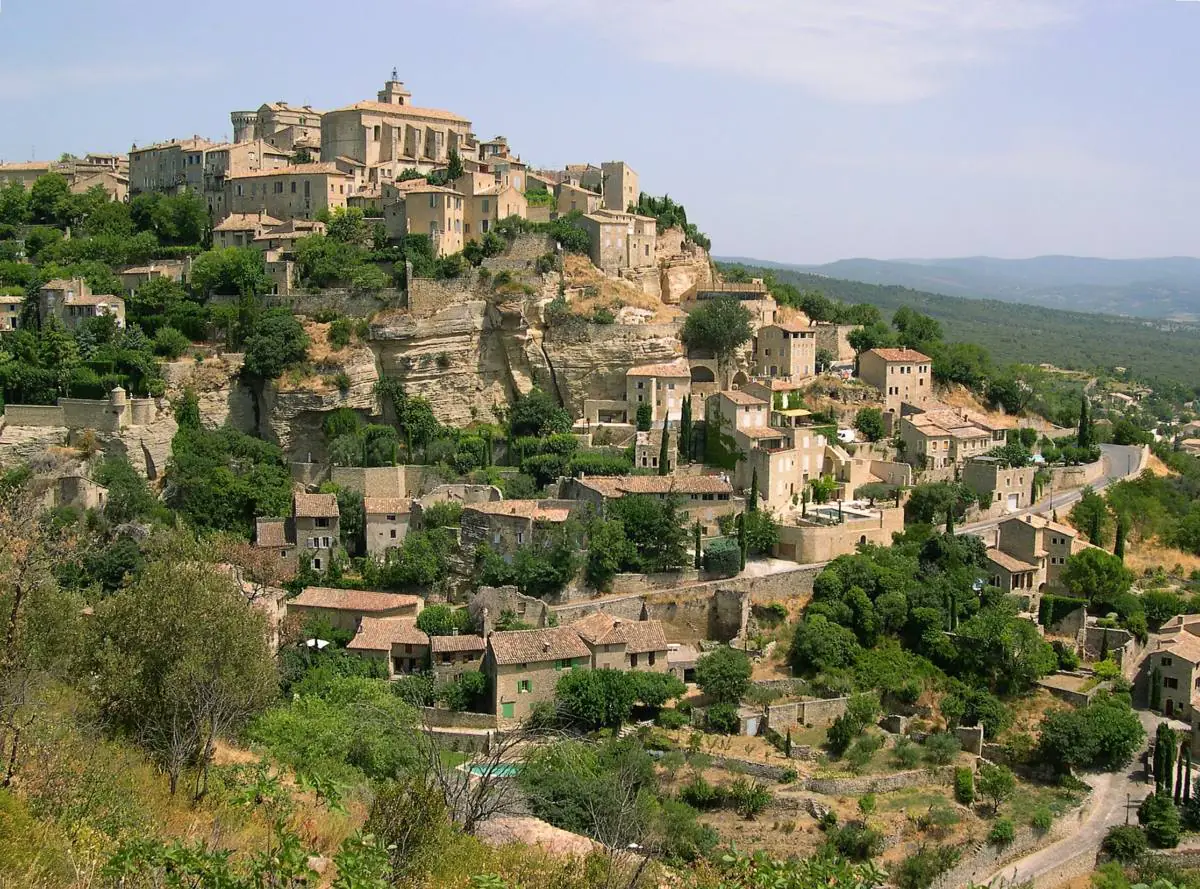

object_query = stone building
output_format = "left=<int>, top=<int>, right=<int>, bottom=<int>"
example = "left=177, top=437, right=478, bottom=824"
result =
left=346, top=617, right=430, bottom=677
left=556, top=181, right=602, bottom=217
left=634, top=427, right=678, bottom=473
left=431, top=633, right=487, bottom=682
left=364, top=496, right=412, bottom=557
left=1145, top=616, right=1200, bottom=720
left=255, top=491, right=341, bottom=573
left=212, top=212, right=285, bottom=249
left=755, top=321, right=817, bottom=383
left=320, top=78, right=474, bottom=177
left=579, top=209, right=657, bottom=273
left=963, top=456, right=1033, bottom=514
left=458, top=499, right=576, bottom=556
left=129, top=137, right=218, bottom=195
left=391, top=184, right=465, bottom=256
left=0, top=295, right=23, bottom=330
left=485, top=626, right=592, bottom=723
left=625, top=359, right=692, bottom=424
left=686, top=282, right=778, bottom=332
left=599, top=161, right=639, bottom=212
left=285, top=586, right=423, bottom=635
left=202, top=139, right=292, bottom=215
left=231, top=102, right=323, bottom=153
left=454, top=171, right=527, bottom=239
left=858, top=348, right=933, bottom=415
left=225, top=163, right=352, bottom=221
left=563, top=475, right=739, bottom=537
left=898, top=404, right=1006, bottom=475
left=38, top=278, right=125, bottom=330
left=571, top=612, right=669, bottom=672
left=988, top=513, right=1081, bottom=593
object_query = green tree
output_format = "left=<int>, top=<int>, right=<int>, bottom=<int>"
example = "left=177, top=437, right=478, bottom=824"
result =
left=1061, top=548, right=1134, bottom=612
left=748, top=467, right=759, bottom=511
left=0, top=180, right=30, bottom=225
left=1069, top=487, right=1112, bottom=546
left=694, top=647, right=752, bottom=706
left=584, top=518, right=631, bottom=590
left=854, top=408, right=885, bottom=442
left=680, top=395, right=692, bottom=462
left=1036, top=691, right=1145, bottom=772
left=737, top=510, right=747, bottom=570
left=1151, top=665, right=1163, bottom=711
left=507, top=387, right=571, bottom=438
left=635, top=402, right=652, bottom=432
left=657, top=419, right=670, bottom=475
left=680, top=296, right=752, bottom=371
left=1138, top=792, right=1181, bottom=848
left=189, top=247, right=272, bottom=297
left=88, top=544, right=277, bottom=795
left=743, top=508, right=780, bottom=555
left=693, top=520, right=702, bottom=570
left=241, top=310, right=310, bottom=380
left=607, top=494, right=687, bottom=572
left=977, top=763, right=1016, bottom=814
left=1114, top=516, right=1127, bottom=561
left=1077, top=394, right=1093, bottom=448
left=446, top=149, right=464, bottom=181
left=29, top=173, right=71, bottom=225
left=554, top=668, right=637, bottom=730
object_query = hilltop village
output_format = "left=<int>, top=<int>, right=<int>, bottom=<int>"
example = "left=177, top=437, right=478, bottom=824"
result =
left=4, top=75, right=1200, bottom=889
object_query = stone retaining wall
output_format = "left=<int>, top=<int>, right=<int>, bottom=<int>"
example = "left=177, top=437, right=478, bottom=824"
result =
left=800, top=766, right=952, bottom=796
left=417, top=706, right=498, bottom=730
left=2, top=404, right=66, bottom=427
left=1050, top=459, right=1106, bottom=490
left=767, top=696, right=850, bottom=731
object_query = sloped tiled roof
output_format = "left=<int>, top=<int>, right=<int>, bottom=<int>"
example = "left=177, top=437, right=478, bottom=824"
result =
left=626, top=359, right=690, bottom=378
left=364, top=497, right=410, bottom=515
left=488, top=627, right=590, bottom=666
left=290, top=587, right=422, bottom=613
left=867, top=348, right=931, bottom=363
left=576, top=475, right=733, bottom=498
left=1156, top=632, right=1200, bottom=666
left=213, top=212, right=283, bottom=232
left=720, top=390, right=768, bottom=406
left=465, top=500, right=573, bottom=522
left=346, top=617, right=428, bottom=651
left=332, top=101, right=470, bottom=123
left=294, top=492, right=339, bottom=518
left=571, top=612, right=668, bottom=653
left=986, top=548, right=1039, bottom=574
left=430, top=633, right=487, bottom=653
left=255, top=517, right=289, bottom=548
left=737, top=426, right=787, bottom=440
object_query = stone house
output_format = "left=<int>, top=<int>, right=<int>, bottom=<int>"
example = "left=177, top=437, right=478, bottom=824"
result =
left=364, top=496, right=412, bottom=557
left=286, top=586, right=423, bottom=635
left=42, top=474, right=109, bottom=512
left=202, top=139, right=292, bottom=215
left=556, top=181, right=602, bottom=217
left=686, top=282, right=778, bottom=332
left=858, top=348, right=932, bottom=415
left=38, top=278, right=125, bottom=330
left=454, top=172, right=527, bottom=240
left=563, top=475, right=739, bottom=537
left=256, top=491, right=341, bottom=573
left=319, top=78, right=473, bottom=175
left=599, top=161, right=639, bottom=212
left=775, top=506, right=905, bottom=563
left=579, top=209, right=657, bottom=273
left=485, top=626, right=592, bottom=722
left=963, top=457, right=1033, bottom=514
left=129, top=137, right=218, bottom=195
left=393, top=184, right=465, bottom=256
left=996, top=514, right=1080, bottom=592
left=346, top=617, right=430, bottom=677
left=484, top=155, right=528, bottom=193
left=431, top=633, right=487, bottom=682
left=226, top=163, right=352, bottom=221
left=571, top=612, right=669, bottom=672
left=899, top=405, right=1005, bottom=475
left=984, top=548, right=1041, bottom=600
left=0, top=295, right=23, bottom=330
left=116, top=259, right=191, bottom=297
left=213, top=212, right=285, bottom=250
left=634, top=427, right=678, bottom=473
left=755, top=321, right=817, bottom=383
left=458, top=499, right=576, bottom=556
left=740, top=426, right=829, bottom=513
left=626, top=359, right=692, bottom=424
left=1146, top=617, right=1200, bottom=720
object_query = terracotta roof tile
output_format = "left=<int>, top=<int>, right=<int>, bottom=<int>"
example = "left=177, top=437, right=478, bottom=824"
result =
left=576, top=475, right=733, bottom=498
left=465, top=500, right=573, bottom=522
left=867, top=348, right=931, bottom=363
left=346, top=617, right=429, bottom=651
left=626, top=359, right=690, bottom=378
left=294, top=492, right=339, bottom=518
left=290, top=587, right=422, bottom=613
left=213, top=212, right=284, bottom=232
left=488, top=627, right=591, bottom=665
left=333, top=101, right=470, bottom=123
left=255, top=517, right=289, bottom=548
left=1156, top=632, right=1200, bottom=665
left=430, top=633, right=487, bottom=653
left=364, top=497, right=410, bottom=515
left=738, top=426, right=787, bottom=440
left=720, top=390, right=769, bottom=406
left=571, top=613, right=668, bottom=653
left=986, top=548, right=1039, bottom=574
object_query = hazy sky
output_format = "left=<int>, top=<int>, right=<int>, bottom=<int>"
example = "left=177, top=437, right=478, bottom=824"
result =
left=2, top=0, right=1198, bottom=263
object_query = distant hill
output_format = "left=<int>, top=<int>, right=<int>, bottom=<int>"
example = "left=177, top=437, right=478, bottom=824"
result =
left=716, top=255, right=1200, bottom=322
left=719, top=262, right=1200, bottom=388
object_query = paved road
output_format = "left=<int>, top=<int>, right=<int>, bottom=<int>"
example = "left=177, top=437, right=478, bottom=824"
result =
left=960, top=444, right=1145, bottom=537
left=982, top=708, right=1184, bottom=887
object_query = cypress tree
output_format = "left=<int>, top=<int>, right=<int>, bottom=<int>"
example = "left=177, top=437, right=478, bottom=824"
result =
left=801, top=487, right=809, bottom=518
left=1158, top=725, right=1176, bottom=794
left=737, top=511, right=747, bottom=571
left=1151, top=665, right=1163, bottom=711
left=1178, top=741, right=1187, bottom=804
left=1114, top=517, right=1127, bottom=562
left=749, top=468, right=759, bottom=512
left=693, top=520, right=702, bottom=570
left=680, top=396, right=692, bottom=462
left=945, top=505, right=955, bottom=536
left=1078, top=395, right=1092, bottom=448
left=1155, top=740, right=1165, bottom=793
left=1099, top=630, right=1109, bottom=662
left=784, top=728, right=792, bottom=757
left=1088, top=509, right=1101, bottom=546
left=1186, top=745, right=1193, bottom=803
left=657, top=419, right=670, bottom=476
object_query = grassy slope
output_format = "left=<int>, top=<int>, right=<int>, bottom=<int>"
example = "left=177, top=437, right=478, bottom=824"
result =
left=743, top=266, right=1200, bottom=386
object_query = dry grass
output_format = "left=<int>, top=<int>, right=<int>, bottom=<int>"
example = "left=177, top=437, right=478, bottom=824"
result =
left=1145, top=450, right=1176, bottom=478
left=1126, top=540, right=1200, bottom=577
left=561, top=255, right=680, bottom=323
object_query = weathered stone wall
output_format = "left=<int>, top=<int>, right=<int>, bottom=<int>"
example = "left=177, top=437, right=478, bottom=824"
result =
left=813, top=324, right=857, bottom=363
left=408, top=272, right=483, bottom=318
left=767, top=696, right=849, bottom=731
left=2, top=405, right=66, bottom=427
left=417, top=706, right=498, bottom=730
left=955, top=724, right=985, bottom=755
left=1050, top=459, right=1105, bottom=490
left=469, top=585, right=549, bottom=629
left=211, top=289, right=404, bottom=319
left=59, top=399, right=122, bottom=432
left=1047, top=604, right=1087, bottom=638
left=481, top=234, right=556, bottom=270
left=801, top=766, right=953, bottom=796
left=776, top=509, right=904, bottom=563
left=869, top=460, right=913, bottom=487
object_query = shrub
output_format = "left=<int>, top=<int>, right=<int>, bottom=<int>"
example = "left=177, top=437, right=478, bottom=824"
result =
left=655, top=708, right=689, bottom=730
left=827, top=823, right=885, bottom=861
left=1138, top=792, right=1181, bottom=848
left=988, top=818, right=1014, bottom=846
left=422, top=500, right=463, bottom=529
left=954, top=767, right=975, bottom=805
left=328, top=317, right=352, bottom=348
left=894, top=845, right=961, bottom=889
left=1031, top=807, right=1053, bottom=832
left=706, top=702, right=740, bottom=735
left=703, top=538, right=741, bottom=577
left=845, top=734, right=882, bottom=773
left=1102, top=824, right=1148, bottom=863
left=152, top=325, right=191, bottom=358
left=680, top=774, right=724, bottom=810
left=779, top=767, right=798, bottom=785
left=727, top=778, right=771, bottom=819
left=923, top=733, right=961, bottom=766
left=893, top=737, right=921, bottom=769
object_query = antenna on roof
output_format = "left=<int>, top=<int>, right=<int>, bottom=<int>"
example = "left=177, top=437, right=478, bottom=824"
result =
left=392, top=67, right=399, bottom=81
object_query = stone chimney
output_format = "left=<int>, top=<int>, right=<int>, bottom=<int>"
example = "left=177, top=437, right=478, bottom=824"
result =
left=481, top=606, right=493, bottom=639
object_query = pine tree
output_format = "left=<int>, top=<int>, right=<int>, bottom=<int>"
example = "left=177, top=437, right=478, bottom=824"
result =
left=1152, top=666, right=1164, bottom=711
left=737, top=511, right=747, bottom=571
left=1089, top=510, right=1101, bottom=546
left=693, top=520, right=702, bottom=570
left=657, top=419, right=670, bottom=476
left=1186, top=745, right=1193, bottom=803
left=1178, top=741, right=1187, bottom=804
left=749, top=468, right=759, bottom=512
left=1114, top=517, right=1127, bottom=562
left=1078, top=394, right=1092, bottom=448
left=680, top=396, right=692, bottom=462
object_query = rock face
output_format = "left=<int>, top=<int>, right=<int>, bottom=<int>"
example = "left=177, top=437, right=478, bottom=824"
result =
left=542, top=322, right=683, bottom=416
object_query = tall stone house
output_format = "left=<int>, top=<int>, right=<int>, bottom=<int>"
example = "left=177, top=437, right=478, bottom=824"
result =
left=255, top=492, right=342, bottom=573
left=1146, top=615, right=1200, bottom=720
left=858, top=348, right=933, bottom=415
left=485, top=626, right=593, bottom=722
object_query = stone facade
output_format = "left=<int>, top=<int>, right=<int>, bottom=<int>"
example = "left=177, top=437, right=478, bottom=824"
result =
left=774, top=507, right=905, bottom=564
left=858, top=348, right=932, bottom=415
left=226, top=163, right=352, bottom=221
left=755, top=322, right=817, bottom=383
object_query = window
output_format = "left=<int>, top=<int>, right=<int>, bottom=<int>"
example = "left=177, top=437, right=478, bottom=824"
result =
left=280, top=549, right=288, bottom=558
left=556, top=658, right=573, bottom=671
left=386, top=514, right=396, bottom=521
left=482, top=198, right=490, bottom=213
left=429, top=194, right=436, bottom=208
left=274, top=182, right=283, bottom=193
left=313, top=557, right=322, bottom=570
left=291, top=182, right=296, bottom=193
left=1166, top=677, right=1179, bottom=689
left=441, top=653, right=451, bottom=664
left=517, top=679, right=532, bottom=694
left=516, top=531, right=524, bottom=545
left=390, top=529, right=397, bottom=539
left=1163, top=657, right=1174, bottom=667
left=373, top=125, right=381, bottom=142
left=315, top=517, right=329, bottom=529
left=648, top=651, right=656, bottom=666
left=630, top=653, right=639, bottom=667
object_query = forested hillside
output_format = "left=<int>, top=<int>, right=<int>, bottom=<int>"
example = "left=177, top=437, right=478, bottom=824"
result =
left=722, top=264, right=1200, bottom=388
